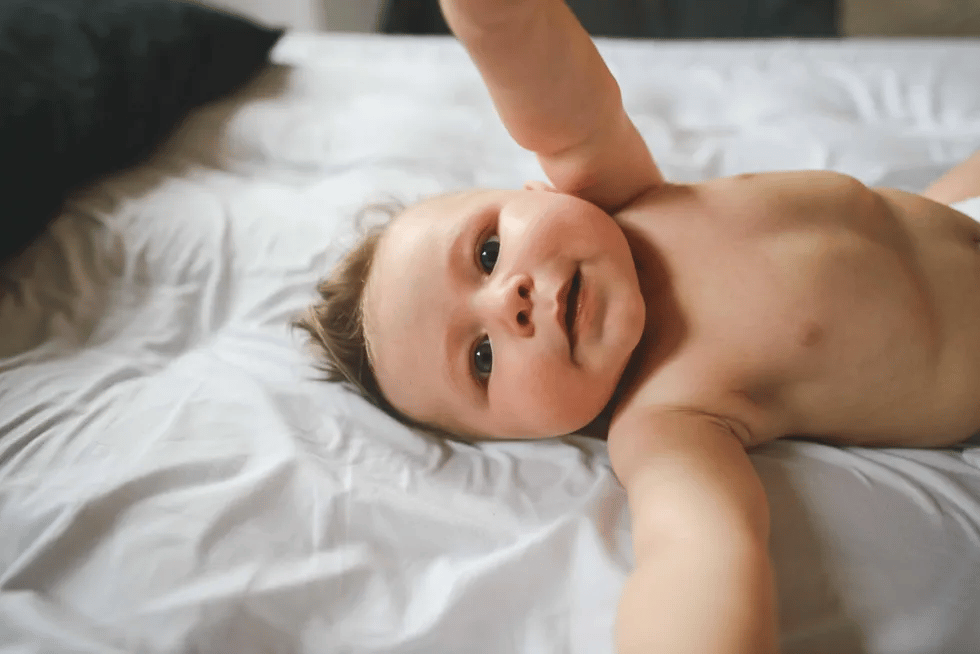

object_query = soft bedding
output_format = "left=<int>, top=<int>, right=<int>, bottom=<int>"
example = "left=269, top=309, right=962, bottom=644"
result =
left=2, top=32, right=980, bottom=654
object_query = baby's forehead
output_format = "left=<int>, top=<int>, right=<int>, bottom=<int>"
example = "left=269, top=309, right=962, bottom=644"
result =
left=364, top=193, right=460, bottom=332
left=377, top=188, right=490, bottom=256
left=361, top=215, right=457, bottom=431
left=367, top=185, right=511, bottom=311
left=402, top=188, right=488, bottom=219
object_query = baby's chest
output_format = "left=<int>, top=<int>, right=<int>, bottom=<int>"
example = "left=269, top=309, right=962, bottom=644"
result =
left=636, top=225, right=941, bottom=441
left=683, top=223, right=927, bottom=360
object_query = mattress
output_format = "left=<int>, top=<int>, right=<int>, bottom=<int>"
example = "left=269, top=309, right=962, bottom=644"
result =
left=2, top=32, right=980, bottom=654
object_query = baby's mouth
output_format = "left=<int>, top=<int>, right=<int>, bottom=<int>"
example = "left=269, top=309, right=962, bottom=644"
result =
left=564, top=268, right=582, bottom=350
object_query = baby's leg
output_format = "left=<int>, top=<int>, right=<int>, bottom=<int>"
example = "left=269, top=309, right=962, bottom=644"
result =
left=923, top=151, right=980, bottom=205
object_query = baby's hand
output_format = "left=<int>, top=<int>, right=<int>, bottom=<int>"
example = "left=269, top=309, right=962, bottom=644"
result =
left=523, top=180, right=556, bottom=192
left=922, top=150, right=980, bottom=206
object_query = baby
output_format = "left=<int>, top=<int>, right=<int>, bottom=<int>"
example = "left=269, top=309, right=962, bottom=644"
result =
left=296, top=1, right=980, bottom=652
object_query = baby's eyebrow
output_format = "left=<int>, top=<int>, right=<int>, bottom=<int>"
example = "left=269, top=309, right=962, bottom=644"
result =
left=441, top=227, right=487, bottom=408
left=442, top=321, right=485, bottom=409
left=447, top=221, right=470, bottom=276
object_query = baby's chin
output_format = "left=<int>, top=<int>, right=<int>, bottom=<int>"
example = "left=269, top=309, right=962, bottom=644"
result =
left=420, top=380, right=622, bottom=441
left=453, top=410, right=604, bottom=442
left=515, top=393, right=619, bottom=440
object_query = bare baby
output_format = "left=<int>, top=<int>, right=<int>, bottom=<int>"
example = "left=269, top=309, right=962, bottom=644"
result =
left=297, top=1, right=980, bottom=652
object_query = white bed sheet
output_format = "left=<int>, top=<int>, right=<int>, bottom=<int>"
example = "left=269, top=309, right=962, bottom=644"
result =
left=2, top=32, right=980, bottom=654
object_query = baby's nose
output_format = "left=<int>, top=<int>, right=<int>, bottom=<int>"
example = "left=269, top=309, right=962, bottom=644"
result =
left=481, top=273, right=534, bottom=337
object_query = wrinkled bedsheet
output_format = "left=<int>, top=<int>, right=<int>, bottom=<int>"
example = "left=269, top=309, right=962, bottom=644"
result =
left=1, top=33, right=980, bottom=654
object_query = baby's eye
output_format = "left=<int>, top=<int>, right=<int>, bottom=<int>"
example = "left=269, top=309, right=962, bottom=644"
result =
left=473, top=336, right=493, bottom=379
left=478, top=235, right=500, bottom=273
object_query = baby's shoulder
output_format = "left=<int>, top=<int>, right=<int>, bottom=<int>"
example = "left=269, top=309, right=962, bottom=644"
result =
left=605, top=400, right=769, bottom=526
left=611, top=355, right=785, bottom=450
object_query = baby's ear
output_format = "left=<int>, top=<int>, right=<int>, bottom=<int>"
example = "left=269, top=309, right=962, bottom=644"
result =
left=523, top=180, right=557, bottom=193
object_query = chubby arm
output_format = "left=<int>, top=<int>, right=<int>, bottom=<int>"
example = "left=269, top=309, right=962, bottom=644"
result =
left=922, top=150, right=980, bottom=205
left=608, top=409, right=779, bottom=654
left=438, top=0, right=663, bottom=211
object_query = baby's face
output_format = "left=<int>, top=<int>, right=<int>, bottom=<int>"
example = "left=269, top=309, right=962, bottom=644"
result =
left=363, top=187, right=645, bottom=440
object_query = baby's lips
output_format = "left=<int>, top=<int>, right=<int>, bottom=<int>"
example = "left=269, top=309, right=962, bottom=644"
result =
left=556, top=266, right=582, bottom=357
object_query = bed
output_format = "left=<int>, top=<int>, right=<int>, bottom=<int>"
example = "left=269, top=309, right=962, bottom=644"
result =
left=2, top=26, right=980, bottom=654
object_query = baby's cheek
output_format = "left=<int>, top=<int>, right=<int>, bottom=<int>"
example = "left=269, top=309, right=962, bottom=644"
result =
left=503, top=359, right=601, bottom=434
left=495, top=358, right=563, bottom=428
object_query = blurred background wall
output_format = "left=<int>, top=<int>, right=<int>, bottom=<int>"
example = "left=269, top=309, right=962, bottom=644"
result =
left=186, top=0, right=383, bottom=31
left=191, top=0, right=980, bottom=37
left=844, top=0, right=980, bottom=36
left=381, top=0, right=838, bottom=38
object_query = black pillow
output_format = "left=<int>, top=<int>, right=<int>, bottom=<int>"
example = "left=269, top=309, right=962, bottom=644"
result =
left=0, top=0, right=285, bottom=263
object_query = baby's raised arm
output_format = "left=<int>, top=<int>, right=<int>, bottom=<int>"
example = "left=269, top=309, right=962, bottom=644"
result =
left=439, top=0, right=663, bottom=211
left=922, top=150, right=980, bottom=205
left=609, top=410, right=780, bottom=654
